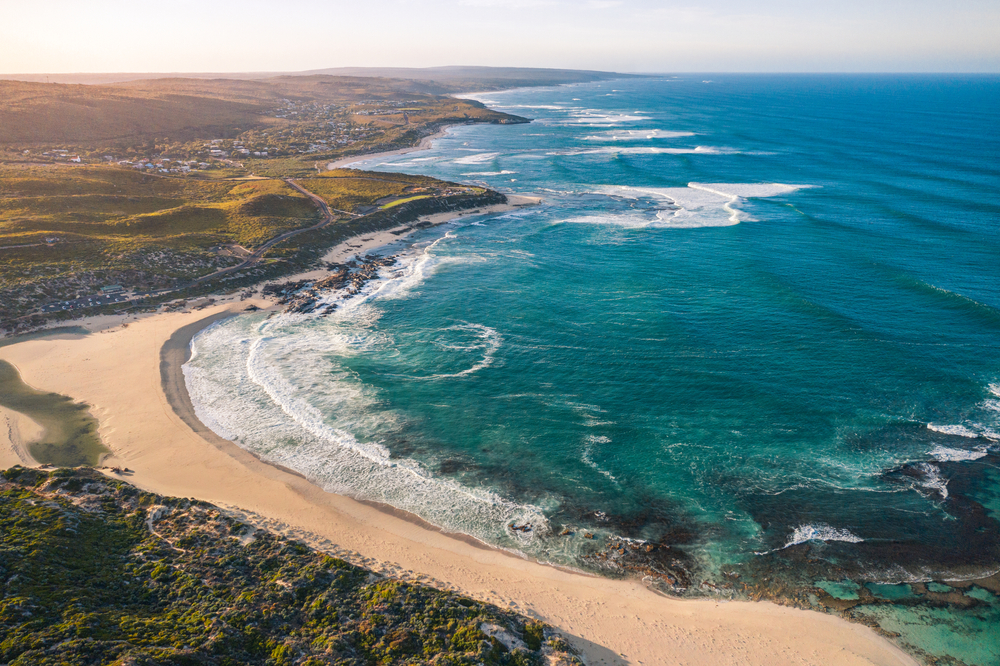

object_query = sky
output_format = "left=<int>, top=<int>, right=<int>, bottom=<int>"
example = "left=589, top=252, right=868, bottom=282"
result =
left=2, top=0, right=998, bottom=74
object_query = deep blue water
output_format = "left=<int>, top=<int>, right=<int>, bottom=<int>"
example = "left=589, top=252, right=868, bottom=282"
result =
left=187, top=76, right=1000, bottom=664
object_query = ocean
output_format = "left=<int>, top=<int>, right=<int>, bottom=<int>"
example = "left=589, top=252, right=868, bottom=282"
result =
left=185, top=75, right=1000, bottom=664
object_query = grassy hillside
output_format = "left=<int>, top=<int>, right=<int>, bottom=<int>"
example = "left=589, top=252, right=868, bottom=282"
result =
left=298, top=170, right=448, bottom=213
left=0, top=165, right=316, bottom=325
left=0, top=76, right=523, bottom=148
left=0, top=165, right=317, bottom=253
left=0, top=164, right=504, bottom=330
left=0, top=81, right=272, bottom=144
left=0, top=466, right=581, bottom=665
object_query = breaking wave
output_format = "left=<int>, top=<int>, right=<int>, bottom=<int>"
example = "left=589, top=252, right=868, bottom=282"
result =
left=785, top=524, right=864, bottom=548
left=581, top=435, right=619, bottom=484
left=184, top=228, right=548, bottom=556
left=580, top=183, right=814, bottom=228
left=928, top=423, right=1000, bottom=441
left=454, top=152, right=500, bottom=165
left=420, top=323, right=503, bottom=379
left=929, top=445, right=989, bottom=462
left=914, top=462, right=950, bottom=499
left=550, top=146, right=735, bottom=157
left=582, top=129, right=696, bottom=141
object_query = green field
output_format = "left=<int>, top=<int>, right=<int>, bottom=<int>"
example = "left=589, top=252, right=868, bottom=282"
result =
left=298, top=169, right=455, bottom=213
left=381, top=195, right=433, bottom=210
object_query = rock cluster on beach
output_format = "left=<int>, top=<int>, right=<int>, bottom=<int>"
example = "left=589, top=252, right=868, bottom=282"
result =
left=581, top=536, right=693, bottom=589
left=263, top=254, right=400, bottom=316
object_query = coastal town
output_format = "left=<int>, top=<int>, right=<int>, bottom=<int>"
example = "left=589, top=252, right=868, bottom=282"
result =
left=8, top=95, right=517, bottom=172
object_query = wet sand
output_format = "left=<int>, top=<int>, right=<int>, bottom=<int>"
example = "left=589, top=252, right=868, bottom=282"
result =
left=0, top=297, right=918, bottom=666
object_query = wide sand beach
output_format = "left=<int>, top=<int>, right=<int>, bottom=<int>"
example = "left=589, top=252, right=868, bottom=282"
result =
left=0, top=223, right=918, bottom=665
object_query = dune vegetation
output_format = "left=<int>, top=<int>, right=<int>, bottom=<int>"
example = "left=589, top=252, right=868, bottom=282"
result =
left=0, top=466, right=581, bottom=665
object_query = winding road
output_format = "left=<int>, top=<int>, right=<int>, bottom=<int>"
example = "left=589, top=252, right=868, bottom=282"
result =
left=189, top=179, right=341, bottom=286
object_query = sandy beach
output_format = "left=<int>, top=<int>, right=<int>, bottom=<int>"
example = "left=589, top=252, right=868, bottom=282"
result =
left=0, top=154, right=916, bottom=665
left=0, top=302, right=919, bottom=666
left=0, top=255, right=916, bottom=665
left=327, top=125, right=454, bottom=170
left=0, top=405, right=42, bottom=468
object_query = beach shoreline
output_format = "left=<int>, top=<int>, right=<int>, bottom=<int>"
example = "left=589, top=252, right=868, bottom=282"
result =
left=0, top=126, right=918, bottom=666
left=0, top=280, right=917, bottom=666
left=326, top=124, right=455, bottom=170
left=0, top=405, right=42, bottom=468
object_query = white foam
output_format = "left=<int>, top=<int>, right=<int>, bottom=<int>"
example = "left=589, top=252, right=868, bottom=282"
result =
left=928, top=423, right=998, bottom=440
left=316, top=231, right=463, bottom=317
left=590, top=182, right=813, bottom=228
left=245, top=335, right=394, bottom=465
left=785, top=524, right=864, bottom=548
left=184, top=256, right=549, bottom=555
left=913, top=462, right=950, bottom=499
left=582, top=129, right=695, bottom=141
left=380, top=158, right=444, bottom=168
left=929, top=445, right=988, bottom=462
left=461, top=170, right=516, bottom=176
left=425, top=323, right=502, bottom=379
left=488, top=104, right=568, bottom=110
left=541, top=110, right=646, bottom=127
left=581, top=435, right=619, bottom=484
left=454, top=152, right=500, bottom=165
left=549, top=146, right=732, bottom=157
left=989, top=383, right=1000, bottom=399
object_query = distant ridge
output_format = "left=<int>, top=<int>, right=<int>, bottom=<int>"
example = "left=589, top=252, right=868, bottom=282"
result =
left=301, top=66, right=635, bottom=86
left=0, top=66, right=635, bottom=88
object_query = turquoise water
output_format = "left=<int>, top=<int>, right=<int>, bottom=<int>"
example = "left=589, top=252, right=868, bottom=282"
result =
left=186, top=76, right=1000, bottom=664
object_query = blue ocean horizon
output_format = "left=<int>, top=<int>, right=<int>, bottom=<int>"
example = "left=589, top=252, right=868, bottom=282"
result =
left=186, top=75, right=1000, bottom=664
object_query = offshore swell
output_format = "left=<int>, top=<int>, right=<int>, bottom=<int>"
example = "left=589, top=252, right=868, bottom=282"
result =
left=185, top=76, right=1000, bottom=665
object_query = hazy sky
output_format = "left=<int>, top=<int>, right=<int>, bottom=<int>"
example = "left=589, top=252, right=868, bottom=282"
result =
left=3, top=0, right=998, bottom=73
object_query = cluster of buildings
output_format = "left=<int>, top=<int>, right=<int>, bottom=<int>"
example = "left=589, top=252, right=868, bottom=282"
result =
left=34, top=149, right=81, bottom=162
left=206, top=139, right=269, bottom=159
left=120, top=157, right=208, bottom=173
left=271, top=99, right=346, bottom=120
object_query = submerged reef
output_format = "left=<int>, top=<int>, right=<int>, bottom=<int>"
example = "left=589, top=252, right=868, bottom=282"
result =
left=0, top=466, right=580, bottom=665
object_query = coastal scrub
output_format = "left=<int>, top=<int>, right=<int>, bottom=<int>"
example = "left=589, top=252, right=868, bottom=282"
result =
left=0, top=466, right=581, bottom=665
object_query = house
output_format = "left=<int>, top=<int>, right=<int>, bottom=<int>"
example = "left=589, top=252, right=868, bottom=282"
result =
left=100, top=285, right=124, bottom=294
